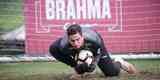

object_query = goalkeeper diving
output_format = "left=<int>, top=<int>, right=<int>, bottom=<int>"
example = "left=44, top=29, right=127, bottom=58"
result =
left=49, top=24, right=138, bottom=79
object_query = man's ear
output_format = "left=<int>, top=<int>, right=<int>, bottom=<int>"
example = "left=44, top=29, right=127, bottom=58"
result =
left=81, top=36, right=85, bottom=40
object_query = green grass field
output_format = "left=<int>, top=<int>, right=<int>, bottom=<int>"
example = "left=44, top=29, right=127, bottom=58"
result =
left=0, top=59, right=159, bottom=80
left=0, top=0, right=23, bottom=32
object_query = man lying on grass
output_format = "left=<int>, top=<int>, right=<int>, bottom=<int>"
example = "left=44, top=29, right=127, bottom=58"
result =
left=49, top=24, right=138, bottom=80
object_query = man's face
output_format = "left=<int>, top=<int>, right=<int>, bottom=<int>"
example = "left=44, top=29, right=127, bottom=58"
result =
left=68, top=33, right=84, bottom=49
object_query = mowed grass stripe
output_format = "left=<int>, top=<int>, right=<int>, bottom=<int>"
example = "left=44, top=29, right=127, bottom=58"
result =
left=0, top=59, right=159, bottom=80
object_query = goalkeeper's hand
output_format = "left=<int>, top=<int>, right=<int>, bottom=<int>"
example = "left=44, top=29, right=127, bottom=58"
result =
left=75, top=63, right=89, bottom=74
left=87, top=63, right=96, bottom=72
left=74, top=62, right=96, bottom=74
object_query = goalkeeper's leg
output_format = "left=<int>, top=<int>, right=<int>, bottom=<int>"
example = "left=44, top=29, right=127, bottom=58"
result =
left=114, top=58, right=138, bottom=74
left=98, top=56, right=138, bottom=77
left=98, top=56, right=121, bottom=77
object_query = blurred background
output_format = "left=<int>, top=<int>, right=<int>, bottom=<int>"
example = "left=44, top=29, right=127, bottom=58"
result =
left=0, top=0, right=24, bottom=56
left=0, top=0, right=159, bottom=80
left=0, top=0, right=160, bottom=58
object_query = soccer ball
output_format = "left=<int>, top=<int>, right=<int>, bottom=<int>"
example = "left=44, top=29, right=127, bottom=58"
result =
left=77, top=50, right=93, bottom=65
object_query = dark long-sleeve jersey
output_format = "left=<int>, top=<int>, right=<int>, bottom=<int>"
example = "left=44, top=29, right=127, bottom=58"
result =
left=49, top=28, right=110, bottom=67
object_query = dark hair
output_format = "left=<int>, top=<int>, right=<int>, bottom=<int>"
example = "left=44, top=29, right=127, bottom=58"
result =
left=67, top=24, right=82, bottom=36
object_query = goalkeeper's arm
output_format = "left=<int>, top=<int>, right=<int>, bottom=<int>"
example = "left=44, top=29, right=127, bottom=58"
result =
left=87, top=49, right=102, bottom=72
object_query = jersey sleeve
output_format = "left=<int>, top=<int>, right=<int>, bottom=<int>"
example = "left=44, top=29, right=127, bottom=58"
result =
left=49, top=38, right=77, bottom=67
left=81, top=28, right=109, bottom=64
left=82, top=28, right=102, bottom=47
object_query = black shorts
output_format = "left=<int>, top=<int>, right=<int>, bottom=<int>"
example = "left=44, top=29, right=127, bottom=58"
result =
left=97, top=55, right=121, bottom=77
